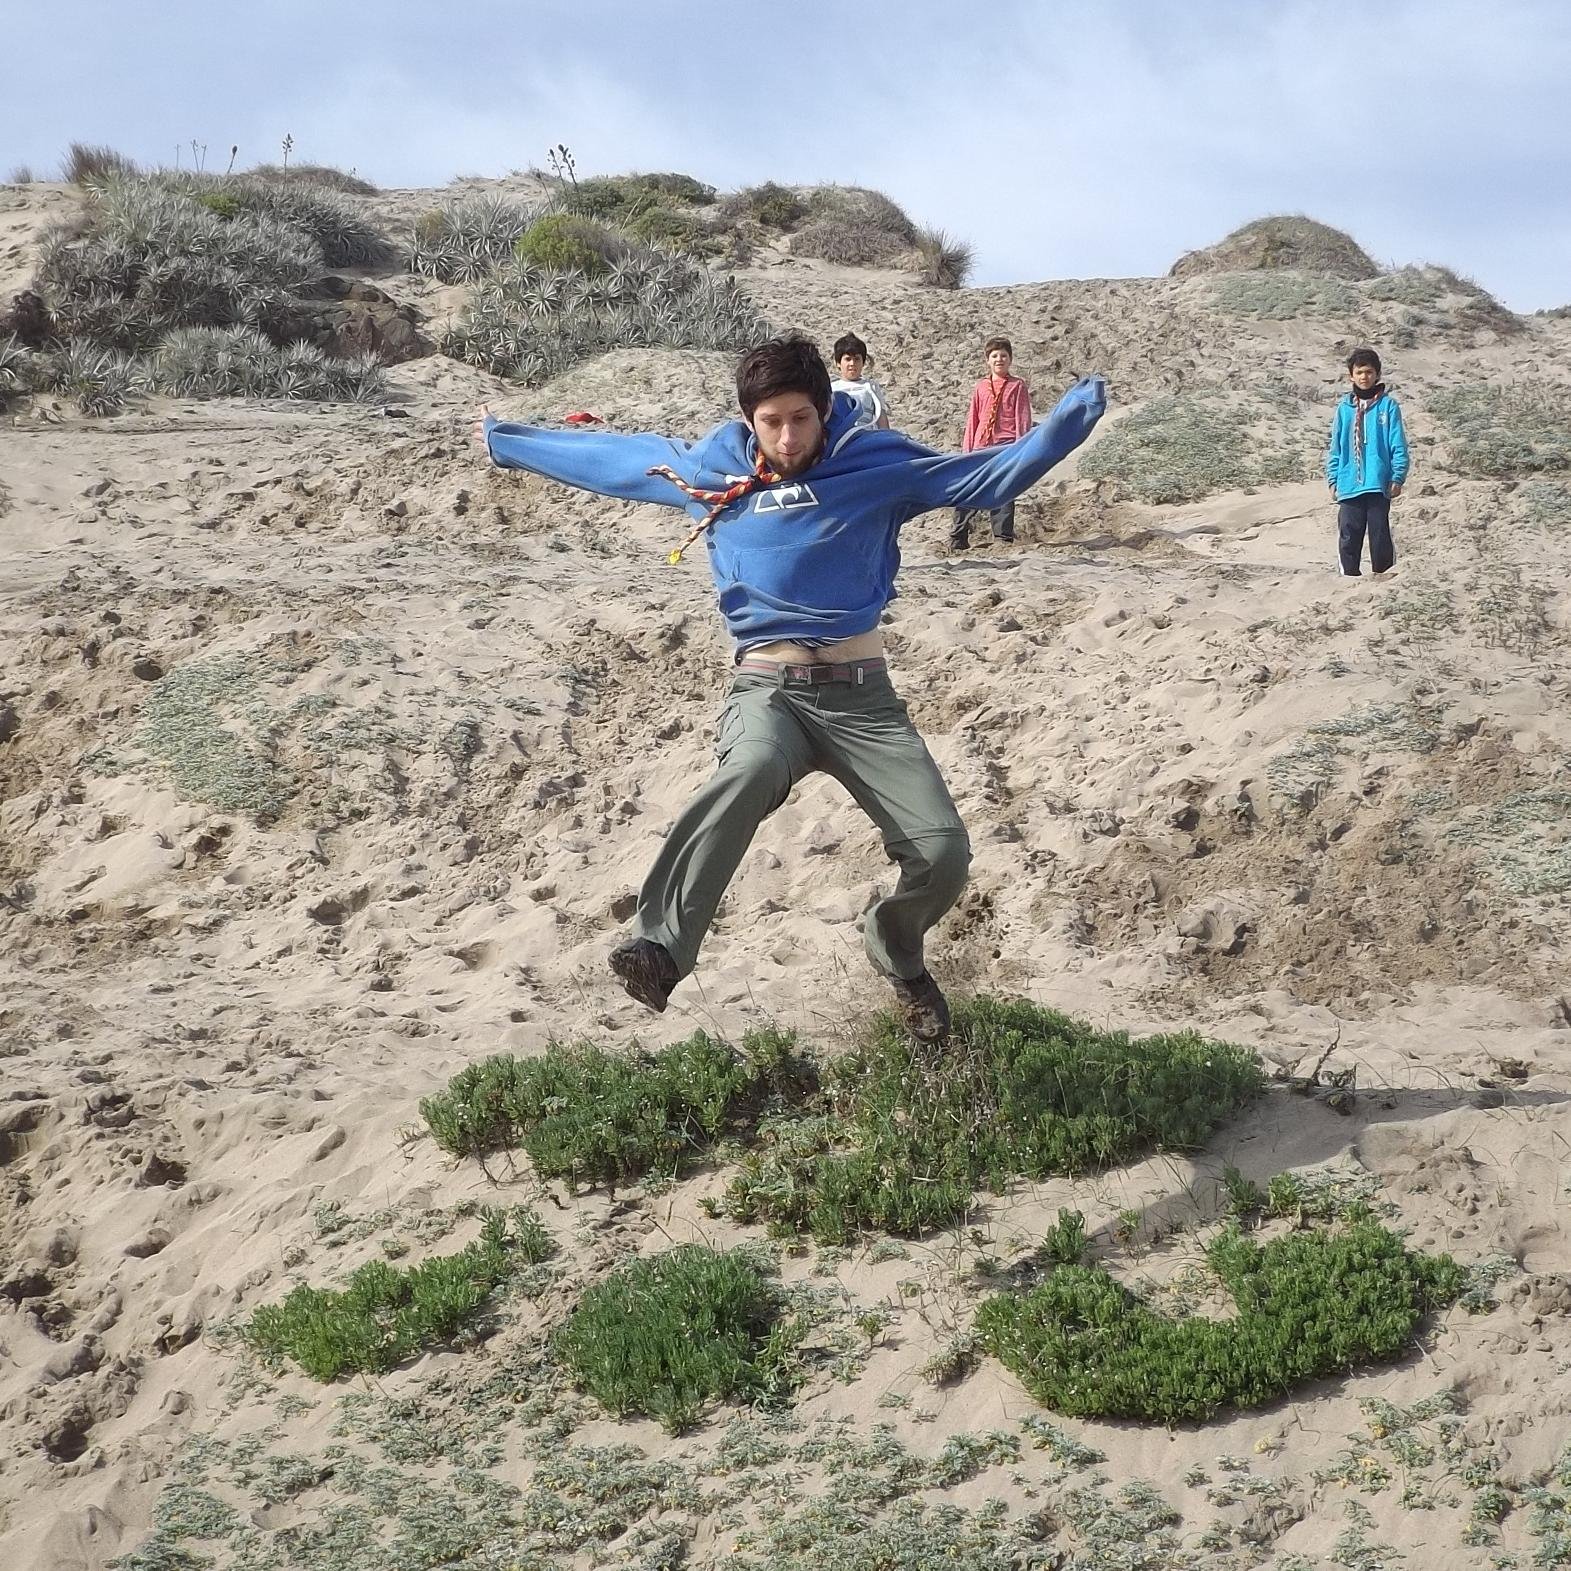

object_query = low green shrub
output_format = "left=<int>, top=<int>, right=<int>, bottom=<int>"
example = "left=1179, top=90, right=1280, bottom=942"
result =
left=723, top=997, right=1263, bottom=1242
left=721, top=180, right=807, bottom=230
left=977, top=1214, right=1464, bottom=1424
left=420, top=1025, right=814, bottom=1185
left=245, top=1205, right=553, bottom=1381
left=555, top=1244, right=796, bottom=1432
left=1430, top=381, right=1571, bottom=477
left=246, top=161, right=378, bottom=196
left=565, top=172, right=715, bottom=225
left=513, top=211, right=619, bottom=275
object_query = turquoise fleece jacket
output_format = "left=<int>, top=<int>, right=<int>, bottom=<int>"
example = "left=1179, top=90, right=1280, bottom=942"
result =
left=485, top=376, right=1106, bottom=648
left=1325, top=389, right=1410, bottom=500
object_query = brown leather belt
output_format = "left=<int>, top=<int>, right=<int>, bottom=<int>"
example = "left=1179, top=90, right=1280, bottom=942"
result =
left=736, top=656, right=888, bottom=685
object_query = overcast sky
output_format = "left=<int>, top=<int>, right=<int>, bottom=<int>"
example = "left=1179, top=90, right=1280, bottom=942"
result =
left=5, top=0, right=1567, bottom=310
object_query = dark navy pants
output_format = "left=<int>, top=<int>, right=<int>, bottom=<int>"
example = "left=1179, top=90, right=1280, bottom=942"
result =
left=1337, top=492, right=1394, bottom=576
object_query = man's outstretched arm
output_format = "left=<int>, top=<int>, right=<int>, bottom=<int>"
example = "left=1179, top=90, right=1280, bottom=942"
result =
left=472, top=406, right=701, bottom=508
left=901, top=377, right=1107, bottom=513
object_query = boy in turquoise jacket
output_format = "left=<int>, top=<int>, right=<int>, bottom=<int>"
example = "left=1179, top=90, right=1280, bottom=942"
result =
left=1326, top=347, right=1410, bottom=576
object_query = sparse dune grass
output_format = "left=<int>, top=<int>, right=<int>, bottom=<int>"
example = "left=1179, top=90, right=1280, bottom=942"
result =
left=244, top=1205, right=555, bottom=1381
left=978, top=1212, right=1464, bottom=1424
left=1366, top=264, right=1522, bottom=337
left=1208, top=270, right=1361, bottom=319
left=1430, top=381, right=1571, bottom=477
left=723, top=996, right=1263, bottom=1242
left=1078, top=392, right=1308, bottom=503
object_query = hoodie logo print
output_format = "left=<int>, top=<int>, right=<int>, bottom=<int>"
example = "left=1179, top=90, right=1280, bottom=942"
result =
left=754, top=483, right=819, bottom=514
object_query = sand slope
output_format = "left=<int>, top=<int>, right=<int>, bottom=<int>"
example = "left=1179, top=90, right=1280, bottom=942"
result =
left=2, top=183, right=1569, bottom=1569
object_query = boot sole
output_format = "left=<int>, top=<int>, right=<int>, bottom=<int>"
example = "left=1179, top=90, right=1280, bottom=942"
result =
left=609, top=946, right=673, bottom=1013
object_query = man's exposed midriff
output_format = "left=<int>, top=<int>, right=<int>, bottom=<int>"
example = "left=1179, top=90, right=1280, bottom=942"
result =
left=742, top=630, right=886, bottom=665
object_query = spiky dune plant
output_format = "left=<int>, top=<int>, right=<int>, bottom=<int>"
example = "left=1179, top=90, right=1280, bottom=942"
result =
left=38, top=180, right=323, bottom=351
left=148, top=324, right=385, bottom=403
left=33, top=338, right=143, bottom=415
left=0, top=334, right=35, bottom=401
left=407, top=194, right=546, bottom=282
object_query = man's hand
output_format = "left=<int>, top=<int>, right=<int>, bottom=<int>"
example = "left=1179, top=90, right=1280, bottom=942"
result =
left=471, top=404, right=493, bottom=461
left=1390, top=482, right=1404, bottom=501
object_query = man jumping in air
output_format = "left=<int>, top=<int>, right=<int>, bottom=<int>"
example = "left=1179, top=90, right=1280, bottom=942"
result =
left=474, top=335, right=1105, bottom=1040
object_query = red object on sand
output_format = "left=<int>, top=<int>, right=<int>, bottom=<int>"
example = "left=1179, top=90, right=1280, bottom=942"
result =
left=564, top=411, right=603, bottom=425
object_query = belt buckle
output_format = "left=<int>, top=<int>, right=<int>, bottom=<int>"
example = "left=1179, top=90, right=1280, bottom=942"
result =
left=786, top=663, right=813, bottom=683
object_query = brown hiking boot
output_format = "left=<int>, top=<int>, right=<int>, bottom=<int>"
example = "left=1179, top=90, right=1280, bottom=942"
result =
left=889, top=970, right=952, bottom=1043
left=609, top=938, right=680, bottom=1013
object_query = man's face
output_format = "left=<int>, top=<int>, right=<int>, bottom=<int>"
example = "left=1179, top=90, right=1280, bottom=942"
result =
left=987, top=348, right=1013, bottom=379
left=748, top=391, right=824, bottom=479
left=1350, top=362, right=1379, bottom=391
left=837, top=352, right=866, bottom=381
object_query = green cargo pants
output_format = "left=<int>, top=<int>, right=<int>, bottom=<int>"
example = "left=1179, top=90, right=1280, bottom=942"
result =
left=633, top=663, right=970, bottom=981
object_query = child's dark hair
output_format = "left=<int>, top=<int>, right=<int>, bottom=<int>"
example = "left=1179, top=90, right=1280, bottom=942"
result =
left=984, top=336, right=1013, bottom=357
left=1347, top=347, right=1382, bottom=375
left=736, top=333, right=832, bottom=421
left=832, top=332, right=869, bottom=362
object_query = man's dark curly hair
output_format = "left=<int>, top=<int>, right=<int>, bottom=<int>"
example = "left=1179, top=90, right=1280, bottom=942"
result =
left=736, top=333, right=832, bottom=422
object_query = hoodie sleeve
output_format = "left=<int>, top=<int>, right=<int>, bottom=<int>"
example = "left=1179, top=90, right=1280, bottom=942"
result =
left=1325, top=404, right=1342, bottom=489
left=1388, top=399, right=1410, bottom=487
left=484, top=416, right=701, bottom=509
left=900, top=377, right=1106, bottom=514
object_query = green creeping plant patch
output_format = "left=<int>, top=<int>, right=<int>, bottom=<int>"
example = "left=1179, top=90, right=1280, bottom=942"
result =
left=420, top=1026, right=814, bottom=1186
left=244, top=1205, right=554, bottom=1381
left=724, top=996, right=1264, bottom=1243
left=554, top=1244, right=802, bottom=1434
left=977, top=1214, right=1465, bottom=1425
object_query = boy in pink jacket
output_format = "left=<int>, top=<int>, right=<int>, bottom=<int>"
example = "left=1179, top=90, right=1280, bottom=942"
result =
left=951, top=337, right=1033, bottom=550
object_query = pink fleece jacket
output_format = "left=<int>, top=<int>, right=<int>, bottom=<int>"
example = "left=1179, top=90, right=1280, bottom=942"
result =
left=963, top=375, right=1033, bottom=451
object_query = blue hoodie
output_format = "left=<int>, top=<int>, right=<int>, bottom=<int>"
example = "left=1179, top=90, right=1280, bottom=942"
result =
left=1325, top=388, right=1410, bottom=501
left=485, top=377, right=1106, bottom=648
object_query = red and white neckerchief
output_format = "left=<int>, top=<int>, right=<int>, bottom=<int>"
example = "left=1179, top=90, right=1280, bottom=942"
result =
left=1352, top=384, right=1383, bottom=476
left=647, top=446, right=783, bottom=564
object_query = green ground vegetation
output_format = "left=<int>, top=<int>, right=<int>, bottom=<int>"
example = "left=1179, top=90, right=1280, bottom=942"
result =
left=244, top=1205, right=554, bottom=1380
left=722, top=997, right=1263, bottom=1243
left=554, top=1244, right=801, bottom=1432
left=977, top=1211, right=1464, bottom=1425
left=419, top=1025, right=814, bottom=1184
left=1208, top=271, right=1361, bottom=319
left=1430, top=381, right=1571, bottom=477
left=1078, top=392, right=1309, bottom=503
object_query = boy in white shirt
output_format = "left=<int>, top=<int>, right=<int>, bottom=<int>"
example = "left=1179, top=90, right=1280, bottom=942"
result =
left=830, top=332, right=891, bottom=430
